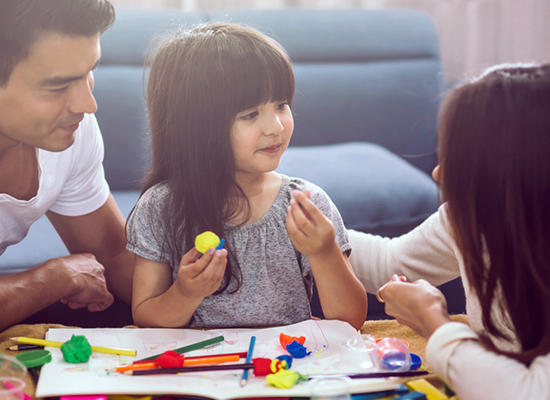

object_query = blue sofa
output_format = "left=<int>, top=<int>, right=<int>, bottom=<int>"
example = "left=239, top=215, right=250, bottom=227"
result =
left=0, top=9, right=464, bottom=318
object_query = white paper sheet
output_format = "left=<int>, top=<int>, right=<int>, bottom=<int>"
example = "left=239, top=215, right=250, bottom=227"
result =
left=36, top=320, right=399, bottom=399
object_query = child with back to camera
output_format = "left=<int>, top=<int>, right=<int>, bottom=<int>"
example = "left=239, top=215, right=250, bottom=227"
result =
left=127, top=23, right=367, bottom=330
left=349, top=63, right=550, bottom=399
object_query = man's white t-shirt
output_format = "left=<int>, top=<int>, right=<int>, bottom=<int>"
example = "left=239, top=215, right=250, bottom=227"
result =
left=0, top=113, right=110, bottom=256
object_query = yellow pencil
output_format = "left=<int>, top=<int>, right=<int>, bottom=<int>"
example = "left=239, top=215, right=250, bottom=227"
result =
left=11, top=337, right=136, bottom=356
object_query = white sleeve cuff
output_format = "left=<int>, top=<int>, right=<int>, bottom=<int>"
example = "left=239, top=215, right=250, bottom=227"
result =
left=426, top=322, right=479, bottom=383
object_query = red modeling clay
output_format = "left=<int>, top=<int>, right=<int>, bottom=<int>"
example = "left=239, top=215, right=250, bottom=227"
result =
left=155, top=350, right=183, bottom=368
left=251, top=357, right=273, bottom=376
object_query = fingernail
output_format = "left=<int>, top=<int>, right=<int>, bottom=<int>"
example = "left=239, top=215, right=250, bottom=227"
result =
left=208, top=248, right=214, bottom=254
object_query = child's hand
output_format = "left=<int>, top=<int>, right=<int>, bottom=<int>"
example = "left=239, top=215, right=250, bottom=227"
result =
left=377, top=279, right=450, bottom=338
left=176, top=247, right=227, bottom=300
left=286, top=190, right=337, bottom=257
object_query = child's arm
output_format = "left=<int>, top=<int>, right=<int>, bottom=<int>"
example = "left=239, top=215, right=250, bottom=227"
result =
left=132, top=248, right=227, bottom=328
left=287, top=190, right=367, bottom=330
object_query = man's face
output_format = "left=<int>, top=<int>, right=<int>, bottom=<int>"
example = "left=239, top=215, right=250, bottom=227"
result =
left=0, top=32, right=100, bottom=152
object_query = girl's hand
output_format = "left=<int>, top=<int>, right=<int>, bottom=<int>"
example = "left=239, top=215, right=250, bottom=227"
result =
left=176, top=247, right=227, bottom=300
left=286, top=190, right=337, bottom=256
left=377, top=279, right=451, bottom=338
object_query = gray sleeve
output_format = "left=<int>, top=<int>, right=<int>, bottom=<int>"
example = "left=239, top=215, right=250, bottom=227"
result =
left=126, top=185, right=171, bottom=264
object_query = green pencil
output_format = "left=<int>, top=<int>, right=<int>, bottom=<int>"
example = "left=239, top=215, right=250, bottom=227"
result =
left=137, top=335, right=224, bottom=362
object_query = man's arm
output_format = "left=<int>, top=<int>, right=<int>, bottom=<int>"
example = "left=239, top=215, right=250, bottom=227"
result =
left=0, top=254, right=114, bottom=331
left=46, top=193, right=134, bottom=304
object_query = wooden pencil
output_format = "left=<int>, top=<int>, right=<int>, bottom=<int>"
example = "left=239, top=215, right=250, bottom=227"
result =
left=137, top=335, right=224, bottom=362
left=11, top=337, right=136, bottom=356
left=240, top=336, right=256, bottom=387
left=124, top=362, right=254, bottom=375
left=113, top=354, right=241, bottom=373
left=308, top=370, right=429, bottom=380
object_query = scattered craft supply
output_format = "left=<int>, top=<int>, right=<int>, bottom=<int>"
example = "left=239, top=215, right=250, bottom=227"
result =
left=278, top=333, right=310, bottom=358
left=60, top=335, right=92, bottom=363
left=409, top=353, right=422, bottom=371
left=123, top=358, right=287, bottom=376
left=266, top=369, right=308, bottom=389
left=248, top=358, right=273, bottom=376
left=406, top=379, right=449, bottom=400
left=155, top=351, right=183, bottom=368
left=136, top=335, right=224, bottom=362
left=270, top=358, right=289, bottom=373
left=308, top=370, right=429, bottom=380
left=10, top=337, right=136, bottom=356
left=240, top=336, right=256, bottom=387
left=124, top=362, right=255, bottom=376
left=14, top=349, right=52, bottom=368
left=276, top=355, right=293, bottom=369
left=7, top=344, right=44, bottom=351
left=195, top=231, right=223, bottom=253
left=279, top=333, right=305, bottom=349
left=113, top=352, right=240, bottom=373
left=285, top=340, right=311, bottom=358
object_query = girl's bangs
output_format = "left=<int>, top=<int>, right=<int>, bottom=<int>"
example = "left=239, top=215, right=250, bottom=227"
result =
left=228, top=48, right=295, bottom=113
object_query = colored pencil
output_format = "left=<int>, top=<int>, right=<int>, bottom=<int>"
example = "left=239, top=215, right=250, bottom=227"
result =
left=124, top=362, right=254, bottom=375
left=137, top=335, right=224, bottom=362
left=7, top=344, right=44, bottom=351
left=132, top=351, right=247, bottom=365
left=240, top=336, right=256, bottom=387
left=10, top=337, right=136, bottom=357
left=308, top=370, right=429, bottom=380
left=125, top=365, right=429, bottom=378
left=113, top=354, right=240, bottom=372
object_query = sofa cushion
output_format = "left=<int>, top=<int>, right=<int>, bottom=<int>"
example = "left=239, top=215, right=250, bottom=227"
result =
left=211, top=9, right=442, bottom=175
left=277, top=143, right=438, bottom=237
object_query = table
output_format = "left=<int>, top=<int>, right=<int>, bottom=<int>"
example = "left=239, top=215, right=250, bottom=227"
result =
left=0, top=315, right=468, bottom=399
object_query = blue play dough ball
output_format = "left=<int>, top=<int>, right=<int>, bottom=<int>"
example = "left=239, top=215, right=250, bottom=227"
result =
left=286, top=340, right=311, bottom=358
left=276, top=354, right=293, bottom=368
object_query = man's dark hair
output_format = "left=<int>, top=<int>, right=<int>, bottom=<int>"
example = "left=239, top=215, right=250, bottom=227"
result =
left=0, top=0, right=115, bottom=86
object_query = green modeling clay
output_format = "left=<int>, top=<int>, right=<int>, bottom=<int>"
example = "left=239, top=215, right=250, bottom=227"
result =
left=60, top=335, right=92, bottom=363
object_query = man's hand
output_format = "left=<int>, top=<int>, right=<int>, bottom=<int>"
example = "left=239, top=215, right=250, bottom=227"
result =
left=0, top=253, right=115, bottom=331
left=176, top=247, right=227, bottom=301
left=56, top=253, right=114, bottom=312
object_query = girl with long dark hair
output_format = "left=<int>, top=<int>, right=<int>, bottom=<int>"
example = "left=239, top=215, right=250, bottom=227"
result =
left=350, top=63, right=550, bottom=399
left=127, top=23, right=367, bottom=330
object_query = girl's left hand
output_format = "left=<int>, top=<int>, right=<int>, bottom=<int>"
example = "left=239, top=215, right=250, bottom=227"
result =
left=377, top=279, right=451, bottom=338
left=286, top=190, right=337, bottom=256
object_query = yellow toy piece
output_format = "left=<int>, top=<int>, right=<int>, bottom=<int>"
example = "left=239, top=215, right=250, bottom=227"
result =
left=195, top=231, right=221, bottom=254
left=266, top=369, right=307, bottom=389
left=406, top=379, right=449, bottom=400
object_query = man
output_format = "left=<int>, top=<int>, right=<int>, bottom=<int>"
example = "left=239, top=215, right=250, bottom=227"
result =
left=0, top=0, right=134, bottom=331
